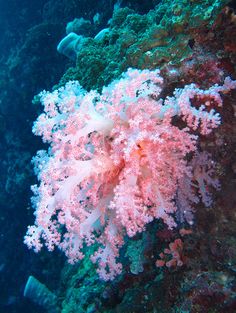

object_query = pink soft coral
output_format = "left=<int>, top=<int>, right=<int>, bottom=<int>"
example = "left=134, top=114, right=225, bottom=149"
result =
left=24, top=68, right=236, bottom=280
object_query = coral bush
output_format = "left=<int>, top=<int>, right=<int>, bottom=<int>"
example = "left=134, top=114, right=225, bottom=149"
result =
left=24, top=68, right=236, bottom=280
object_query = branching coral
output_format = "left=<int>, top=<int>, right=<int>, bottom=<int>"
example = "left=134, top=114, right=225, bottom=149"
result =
left=24, top=68, right=236, bottom=280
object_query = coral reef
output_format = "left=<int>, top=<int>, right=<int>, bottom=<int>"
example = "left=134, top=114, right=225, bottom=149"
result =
left=1, top=0, right=236, bottom=312
left=58, top=0, right=230, bottom=91
left=53, top=1, right=236, bottom=312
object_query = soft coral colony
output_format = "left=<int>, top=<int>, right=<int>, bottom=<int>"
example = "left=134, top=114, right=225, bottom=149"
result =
left=24, top=68, right=236, bottom=280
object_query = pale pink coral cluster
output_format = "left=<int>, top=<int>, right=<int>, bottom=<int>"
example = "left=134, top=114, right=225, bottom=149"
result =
left=156, top=238, right=185, bottom=268
left=24, top=68, right=236, bottom=280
